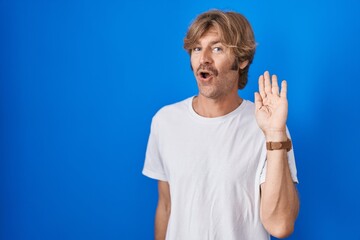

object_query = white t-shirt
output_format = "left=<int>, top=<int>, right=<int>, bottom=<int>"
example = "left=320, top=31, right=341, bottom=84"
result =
left=143, top=97, right=298, bottom=240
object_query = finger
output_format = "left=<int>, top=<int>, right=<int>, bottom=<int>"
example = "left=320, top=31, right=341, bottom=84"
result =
left=258, top=75, right=266, bottom=99
left=280, top=80, right=287, bottom=99
left=264, top=71, right=271, bottom=95
left=271, top=74, right=279, bottom=96
left=254, top=92, right=263, bottom=110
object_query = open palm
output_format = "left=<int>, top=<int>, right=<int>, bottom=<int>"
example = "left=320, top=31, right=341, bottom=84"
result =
left=254, top=71, right=288, bottom=135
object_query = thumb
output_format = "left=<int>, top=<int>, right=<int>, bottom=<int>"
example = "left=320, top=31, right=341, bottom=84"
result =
left=254, top=92, right=263, bottom=110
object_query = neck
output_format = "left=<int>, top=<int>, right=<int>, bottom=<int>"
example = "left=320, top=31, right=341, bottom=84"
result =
left=192, top=93, right=243, bottom=118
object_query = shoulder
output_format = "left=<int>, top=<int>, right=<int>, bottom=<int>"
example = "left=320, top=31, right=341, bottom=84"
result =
left=239, top=99, right=257, bottom=121
left=237, top=99, right=264, bottom=136
left=242, top=99, right=256, bottom=113
left=152, top=97, right=193, bottom=123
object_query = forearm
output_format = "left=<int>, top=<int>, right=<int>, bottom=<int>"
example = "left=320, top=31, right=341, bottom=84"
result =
left=155, top=202, right=170, bottom=240
left=260, top=132, right=299, bottom=238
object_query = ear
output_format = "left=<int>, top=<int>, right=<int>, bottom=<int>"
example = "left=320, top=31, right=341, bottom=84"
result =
left=239, top=60, right=249, bottom=70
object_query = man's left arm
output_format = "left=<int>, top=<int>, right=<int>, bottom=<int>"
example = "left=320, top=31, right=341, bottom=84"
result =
left=254, top=71, right=299, bottom=239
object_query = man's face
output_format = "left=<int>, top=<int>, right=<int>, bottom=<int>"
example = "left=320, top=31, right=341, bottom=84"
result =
left=190, top=28, right=240, bottom=100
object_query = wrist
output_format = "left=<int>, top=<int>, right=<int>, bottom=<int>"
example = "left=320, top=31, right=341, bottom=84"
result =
left=265, top=129, right=287, bottom=142
left=266, top=138, right=292, bottom=152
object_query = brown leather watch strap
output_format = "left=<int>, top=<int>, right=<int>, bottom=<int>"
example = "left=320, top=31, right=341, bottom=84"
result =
left=266, top=139, right=292, bottom=152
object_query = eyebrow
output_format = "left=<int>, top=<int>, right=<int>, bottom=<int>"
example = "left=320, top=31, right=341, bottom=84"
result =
left=209, top=40, right=222, bottom=45
left=194, top=40, right=223, bottom=46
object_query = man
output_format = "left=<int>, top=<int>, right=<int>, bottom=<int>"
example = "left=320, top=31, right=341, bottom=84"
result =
left=143, top=9, right=299, bottom=240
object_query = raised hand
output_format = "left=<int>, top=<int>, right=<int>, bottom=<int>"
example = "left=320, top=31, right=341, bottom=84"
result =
left=254, top=71, right=288, bottom=140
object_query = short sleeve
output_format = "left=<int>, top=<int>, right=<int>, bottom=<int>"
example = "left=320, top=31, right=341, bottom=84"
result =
left=142, top=117, right=168, bottom=181
left=260, top=129, right=299, bottom=185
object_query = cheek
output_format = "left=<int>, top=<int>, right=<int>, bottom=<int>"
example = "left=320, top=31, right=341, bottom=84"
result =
left=190, top=58, right=198, bottom=71
left=217, top=59, right=235, bottom=73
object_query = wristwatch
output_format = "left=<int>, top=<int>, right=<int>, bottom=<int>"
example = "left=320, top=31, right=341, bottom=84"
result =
left=266, top=139, right=292, bottom=152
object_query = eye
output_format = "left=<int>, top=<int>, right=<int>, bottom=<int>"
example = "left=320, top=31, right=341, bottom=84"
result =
left=213, top=47, right=223, bottom=53
left=193, top=47, right=201, bottom=52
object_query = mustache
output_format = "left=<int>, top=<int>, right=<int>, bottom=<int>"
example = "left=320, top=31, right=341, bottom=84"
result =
left=196, top=64, right=219, bottom=76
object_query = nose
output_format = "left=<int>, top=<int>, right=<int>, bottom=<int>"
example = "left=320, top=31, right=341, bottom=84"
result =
left=200, top=48, right=213, bottom=64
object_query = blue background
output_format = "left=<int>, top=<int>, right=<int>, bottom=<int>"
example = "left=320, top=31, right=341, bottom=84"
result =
left=1, top=0, right=360, bottom=239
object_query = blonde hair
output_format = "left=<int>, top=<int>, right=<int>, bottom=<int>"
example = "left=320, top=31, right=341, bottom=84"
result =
left=184, top=10, right=256, bottom=89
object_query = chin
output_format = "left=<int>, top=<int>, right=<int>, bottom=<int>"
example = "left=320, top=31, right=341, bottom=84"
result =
left=199, top=89, right=220, bottom=99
